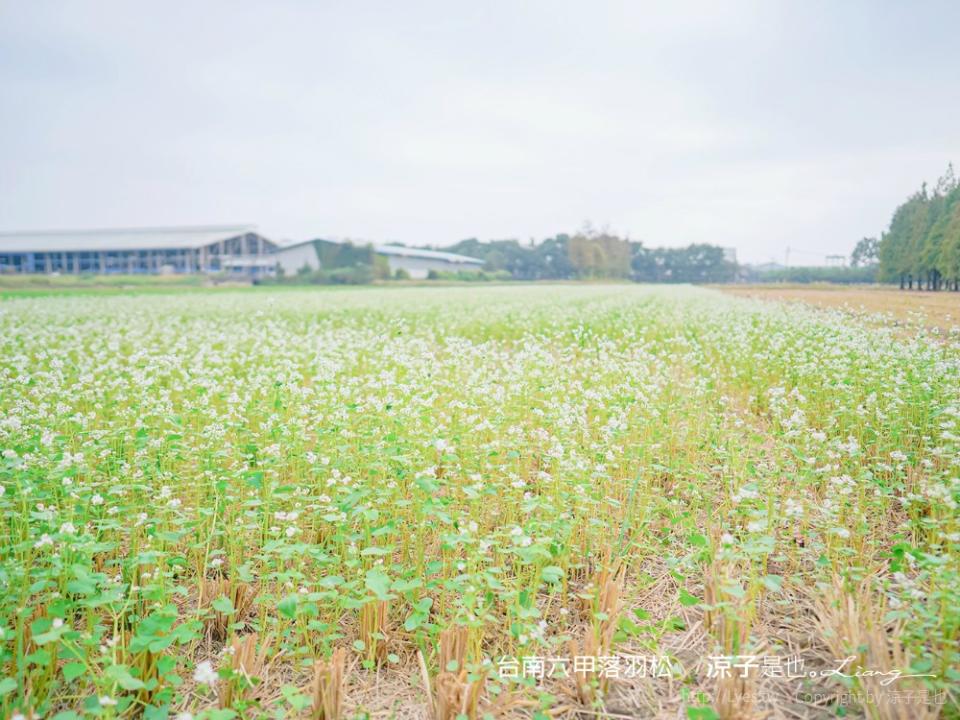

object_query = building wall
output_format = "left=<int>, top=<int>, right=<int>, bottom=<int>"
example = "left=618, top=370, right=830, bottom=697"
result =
left=269, top=244, right=483, bottom=279
left=0, top=233, right=275, bottom=275
left=1, top=245, right=483, bottom=277
left=385, top=256, right=482, bottom=279
left=273, top=243, right=320, bottom=275
left=0, top=248, right=200, bottom=274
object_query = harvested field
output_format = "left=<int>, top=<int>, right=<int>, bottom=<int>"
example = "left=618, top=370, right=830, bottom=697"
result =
left=721, top=285, right=960, bottom=335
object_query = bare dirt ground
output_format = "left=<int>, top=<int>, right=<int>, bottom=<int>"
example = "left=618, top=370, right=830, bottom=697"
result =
left=719, top=285, right=960, bottom=334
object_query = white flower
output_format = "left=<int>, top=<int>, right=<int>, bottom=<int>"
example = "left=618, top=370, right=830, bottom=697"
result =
left=175, top=714, right=194, bottom=720
left=193, top=659, right=218, bottom=686
left=34, top=533, right=53, bottom=548
left=99, top=696, right=117, bottom=707
left=732, top=486, right=759, bottom=503
left=784, top=498, right=804, bottom=518
left=91, top=493, right=104, bottom=505
left=0, top=485, right=5, bottom=497
left=52, top=618, right=64, bottom=629
left=785, top=408, right=807, bottom=429
left=59, top=522, right=77, bottom=535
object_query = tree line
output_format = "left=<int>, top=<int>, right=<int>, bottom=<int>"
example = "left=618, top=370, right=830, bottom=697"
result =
left=445, top=231, right=738, bottom=282
left=260, top=230, right=740, bottom=285
left=877, top=164, right=960, bottom=289
left=747, top=265, right=877, bottom=284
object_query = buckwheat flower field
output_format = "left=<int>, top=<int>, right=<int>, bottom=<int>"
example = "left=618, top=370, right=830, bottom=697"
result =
left=1, top=285, right=957, bottom=720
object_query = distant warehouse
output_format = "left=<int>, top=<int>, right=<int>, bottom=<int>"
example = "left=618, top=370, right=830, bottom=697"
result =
left=270, top=239, right=484, bottom=279
left=0, top=225, right=276, bottom=275
left=0, top=226, right=482, bottom=279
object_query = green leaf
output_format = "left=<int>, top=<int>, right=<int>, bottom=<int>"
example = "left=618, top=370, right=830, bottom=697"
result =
left=360, top=546, right=393, bottom=556
left=211, top=596, right=235, bottom=614
left=392, top=578, right=423, bottom=592
left=415, top=476, right=440, bottom=494
left=0, top=677, right=17, bottom=696
left=687, top=707, right=720, bottom=720
left=63, top=662, right=87, bottom=681
left=678, top=588, right=701, bottom=607
left=105, top=664, right=146, bottom=690
left=743, top=535, right=776, bottom=556
left=278, top=594, right=298, bottom=619
left=541, top=566, right=564, bottom=584
left=282, top=684, right=312, bottom=711
left=365, top=568, right=393, bottom=601
left=207, top=711, right=238, bottom=720
left=688, top=533, right=708, bottom=547
left=721, top=582, right=745, bottom=599
left=32, top=626, right=65, bottom=645
left=761, top=575, right=783, bottom=592
left=236, top=562, right=255, bottom=583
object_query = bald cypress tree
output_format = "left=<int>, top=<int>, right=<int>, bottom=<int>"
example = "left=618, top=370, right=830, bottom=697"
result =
left=938, top=188, right=960, bottom=290
left=879, top=164, right=959, bottom=289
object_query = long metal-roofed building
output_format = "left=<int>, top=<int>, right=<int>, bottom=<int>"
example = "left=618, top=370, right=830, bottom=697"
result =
left=271, top=238, right=485, bottom=279
left=0, top=225, right=276, bottom=274
left=373, top=244, right=485, bottom=278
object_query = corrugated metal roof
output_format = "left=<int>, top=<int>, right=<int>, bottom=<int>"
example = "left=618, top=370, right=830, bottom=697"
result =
left=274, top=239, right=485, bottom=265
left=373, top=244, right=484, bottom=264
left=0, top=225, right=258, bottom=253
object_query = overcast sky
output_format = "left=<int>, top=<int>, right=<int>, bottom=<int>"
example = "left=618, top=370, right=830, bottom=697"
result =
left=1, top=1, right=958, bottom=263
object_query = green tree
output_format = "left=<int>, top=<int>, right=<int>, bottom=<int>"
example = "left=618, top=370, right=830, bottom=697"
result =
left=850, top=237, right=879, bottom=267
left=878, top=164, right=959, bottom=289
